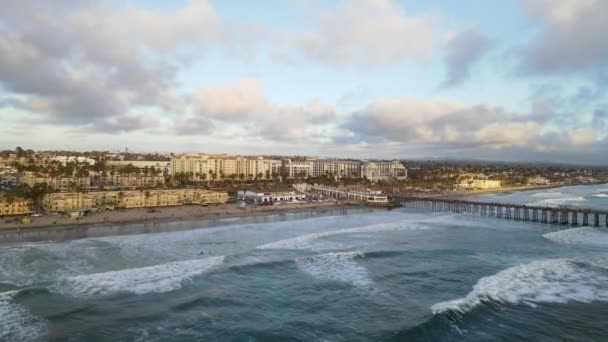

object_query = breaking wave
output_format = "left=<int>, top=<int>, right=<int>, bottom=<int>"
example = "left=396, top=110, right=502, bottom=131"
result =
left=531, top=191, right=567, bottom=198
left=527, top=196, right=586, bottom=207
left=0, top=290, right=46, bottom=341
left=431, top=259, right=608, bottom=315
left=258, top=220, right=429, bottom=250
left=593, top=194, right=608, bottom=198
left=543, top=227, right=608, bottom=247
left=296, top=251, right=372, bottom=288
left=56, top=256, right=224, bottom=297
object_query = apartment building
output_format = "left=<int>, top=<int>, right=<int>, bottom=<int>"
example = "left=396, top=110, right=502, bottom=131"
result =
left=311, top=159, right=362, bottom=178
left=360, top=161, right=408, bottom=181
left=43, top=189, right=229, bottom=212
left=93, top=173, right=166, bottom=189
left=23, top=172, right=165, bottom=190
left=22, top=172, right=91, bottom=190
left=171, top=154, right=281, bottom=180
left=0, top=197, right=33, bottom=216
left=284, top=159, right=313, bottom=178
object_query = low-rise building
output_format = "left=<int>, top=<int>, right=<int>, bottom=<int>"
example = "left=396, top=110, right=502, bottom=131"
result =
left=457, top=179, right=502, bottom=190
left=43, top=189, right=229, bottom=212
left=0, top=197, right=33, bottom=216
left=237, top=191, right=306, bottom=204
left=527, top=176, right=550, bottom=185
left=0, top=173, right=19, bottom=187
left=52, top=156, right=96, bottom=165
left=22, top=172, right=91, bottom=191
left=106, top=161, right=172, bottom=175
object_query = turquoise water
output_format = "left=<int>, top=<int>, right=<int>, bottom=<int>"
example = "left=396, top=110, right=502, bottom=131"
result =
left=1, top=184, right=607, bottom=341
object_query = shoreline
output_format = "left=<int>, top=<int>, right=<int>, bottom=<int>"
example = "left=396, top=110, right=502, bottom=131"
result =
left=0, top=201, right=371, bottom=243
left=424, top=181, right=607, bottom=199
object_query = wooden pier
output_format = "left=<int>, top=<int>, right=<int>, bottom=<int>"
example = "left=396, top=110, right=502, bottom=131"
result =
left=395, top=196, right=608, bottom=227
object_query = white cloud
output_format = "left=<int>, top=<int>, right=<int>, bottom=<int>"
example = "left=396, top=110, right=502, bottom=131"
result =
left=192, top=79, right=336, bottom=141
left=286, top=0, right=439, bottom=66
left=518, top=0, right=608, bottom=73
left=342, top=98, right=544, bottom=148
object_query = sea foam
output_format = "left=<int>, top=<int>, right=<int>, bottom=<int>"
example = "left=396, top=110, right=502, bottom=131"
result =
left=296, top=251, right=372, bottom=288
left=543, top=227, right=608, bottom=247
left=57, top=256, right=224, bottom=297
left=527, top=196, right=586, bottom=207
left=258, top=220, right=429, bottom=250
left=431, top=259, right=608, bottom=314
left=0, top=291, right=46, bottom=341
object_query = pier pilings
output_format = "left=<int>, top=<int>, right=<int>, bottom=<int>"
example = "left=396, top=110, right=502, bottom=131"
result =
left=398, top=196, right=608, bottom=227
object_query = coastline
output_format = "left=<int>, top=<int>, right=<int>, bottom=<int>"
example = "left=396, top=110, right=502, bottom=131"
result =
left=0, top=201, right=371, bottom=244
left=430, top=182, right=607, bottom=200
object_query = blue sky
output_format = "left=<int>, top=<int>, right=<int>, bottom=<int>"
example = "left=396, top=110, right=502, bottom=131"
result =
left=1, top=0, right=607, bottom=164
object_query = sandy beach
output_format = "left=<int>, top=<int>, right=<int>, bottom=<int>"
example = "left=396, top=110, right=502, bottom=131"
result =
left=0, top=201, right=359, bottom=233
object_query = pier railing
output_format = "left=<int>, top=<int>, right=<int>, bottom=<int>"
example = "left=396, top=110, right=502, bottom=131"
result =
left=395, top=196, right=608, bottom=227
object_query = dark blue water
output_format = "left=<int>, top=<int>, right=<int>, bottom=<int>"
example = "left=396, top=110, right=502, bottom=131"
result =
left=1, top=184, right=607, bottom=341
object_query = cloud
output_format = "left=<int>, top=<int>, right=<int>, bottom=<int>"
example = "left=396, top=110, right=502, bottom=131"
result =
left=192, top=79, right=336, bottom=141
left=284, top=0, right=439, bottom=67
left=341, top=98, right=555, bottom=149
left=0, top=0, right=218, bottom=129
left=172, top=117, right=215, bottom=136
left=92, top=114, right=161, bottom=134
left=441, top=28, right=491, bottom=87
left=518, top=0, right=608, bottom=74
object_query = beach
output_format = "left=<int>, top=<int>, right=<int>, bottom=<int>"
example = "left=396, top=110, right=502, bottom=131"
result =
left=0, top=201, right=355, bottom=235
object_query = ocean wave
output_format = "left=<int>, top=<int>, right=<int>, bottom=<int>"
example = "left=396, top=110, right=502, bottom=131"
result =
left=593, top=193, right=608, bottom=198
left=296, top=251, right=373, bottom=288
left=543, top=227, right=608, bottom=247
left=431, top=259, right=608, bottom=315
left=56, top=256, right=224, bottom=297
left=257, top=220, right=429, bottom=250
left=531, top=191, right=568, bottom=198
left=0, top=290, right=46, bottom=341
left=527, top=196, right=586, bottom=207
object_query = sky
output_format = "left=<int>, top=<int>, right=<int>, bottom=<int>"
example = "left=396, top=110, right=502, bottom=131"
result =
left=1, top=0, right=607, bottom=164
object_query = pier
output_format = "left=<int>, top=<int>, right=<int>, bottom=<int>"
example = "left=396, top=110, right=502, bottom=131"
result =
left=294, top=183, right=389, bottom=203
left=395, top=196, right=608, bottom=227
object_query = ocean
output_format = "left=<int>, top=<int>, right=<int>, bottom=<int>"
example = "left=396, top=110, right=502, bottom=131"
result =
left=1, top=183, right=607, bottom=341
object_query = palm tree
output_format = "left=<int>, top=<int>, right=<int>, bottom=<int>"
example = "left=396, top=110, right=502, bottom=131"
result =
left=117, top=191, right=125, bottom=207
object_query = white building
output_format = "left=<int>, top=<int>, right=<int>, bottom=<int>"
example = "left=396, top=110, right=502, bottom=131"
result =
left=237, top=191, right=306, bottom=204
left=360, top=161, right=407, bottom=181
left=456, top=179, right=502, bottom=190
left=52, top=156, right=96, bottom=165
left=527, top=176, right=550, bottom=185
